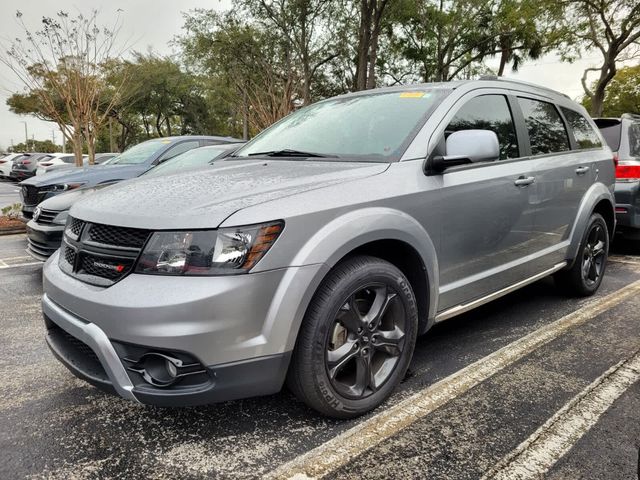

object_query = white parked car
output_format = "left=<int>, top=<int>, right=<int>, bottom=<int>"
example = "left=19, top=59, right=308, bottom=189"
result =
left=36, top=153, right=87, bottom=176
left=0, top=153, right=29, bottom=179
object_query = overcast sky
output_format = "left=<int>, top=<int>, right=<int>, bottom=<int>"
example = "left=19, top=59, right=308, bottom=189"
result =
left=0, top=0, right=603, bottom=151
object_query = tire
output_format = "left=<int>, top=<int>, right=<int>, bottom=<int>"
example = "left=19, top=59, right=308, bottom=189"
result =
left=287, top=255, right=419, bottom=419
left=555, top=213, right=609, bottom=297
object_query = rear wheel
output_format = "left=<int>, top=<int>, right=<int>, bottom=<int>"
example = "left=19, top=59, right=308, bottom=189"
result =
left=555, top=213, right=609, bottom=296
left=287, top=255, right=418, bottom=418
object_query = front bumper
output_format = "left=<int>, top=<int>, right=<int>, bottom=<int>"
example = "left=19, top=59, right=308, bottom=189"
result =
left=26, top=220, right=64, bottom=260
left=614, top=181, right=640, bottom=232
left=43, top=251, right=326, bottom=405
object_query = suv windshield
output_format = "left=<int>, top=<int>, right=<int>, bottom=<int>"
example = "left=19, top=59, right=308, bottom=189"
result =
left=110, top=139, right=172, bottom=165
left=143, top=145, right=234, bottom=177
left=235, top=89, right=449, bottom=161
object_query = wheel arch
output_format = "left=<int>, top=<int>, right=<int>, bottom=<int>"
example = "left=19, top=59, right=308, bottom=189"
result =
left=281, top=208, right=439, bottom=351
left=566, top=183, right=615, bottom=267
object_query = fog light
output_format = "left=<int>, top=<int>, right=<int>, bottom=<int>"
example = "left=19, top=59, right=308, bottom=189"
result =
left=124, top=351, right=207, bottom=388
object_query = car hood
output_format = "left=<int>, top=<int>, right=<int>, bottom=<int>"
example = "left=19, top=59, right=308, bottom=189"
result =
left=21, top=164, right=146, bottom=187
left=38, top=184, right=114, bottom=212
left=71, top=160, right=389, bottom=229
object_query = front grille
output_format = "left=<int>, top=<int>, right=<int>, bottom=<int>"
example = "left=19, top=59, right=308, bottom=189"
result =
left=60, top=219, right=146, bottom=286
left=36, top=209, right=57, bottom=225
left=22, top=185, right=39, bottom=205
left=87, top=223, right=150, bottom=249
left=66, top=217, right=85, bottom=239
left=63, top=244, right=77, bottom=266
left=79, top=253, right=133, bottom=280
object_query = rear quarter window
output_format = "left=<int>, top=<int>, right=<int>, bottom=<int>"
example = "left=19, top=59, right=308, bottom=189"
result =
left=518, top=97, right=570, bottom=155
left=628, top=122, right=640, bottom=157
left=560, top=108, right=602, bottom=149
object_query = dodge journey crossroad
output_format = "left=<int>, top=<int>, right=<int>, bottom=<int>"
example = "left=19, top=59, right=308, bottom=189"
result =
left=42, top=79, right=615, bottom=418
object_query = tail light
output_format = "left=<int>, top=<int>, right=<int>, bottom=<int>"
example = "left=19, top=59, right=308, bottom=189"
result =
left=615, top=162, right=640, bottom=181
left=40, top=162, right=53, bottom=166
left=0, top=160, right=6, bottom=164
left=23, top=160, right=31, bottom=165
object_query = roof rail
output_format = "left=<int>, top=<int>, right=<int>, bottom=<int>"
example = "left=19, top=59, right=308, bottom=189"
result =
left=477, top=76, right=571, bottom=99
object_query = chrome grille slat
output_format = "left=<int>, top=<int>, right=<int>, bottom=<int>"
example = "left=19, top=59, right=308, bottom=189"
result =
left=36, top=209, right=58, bottom=225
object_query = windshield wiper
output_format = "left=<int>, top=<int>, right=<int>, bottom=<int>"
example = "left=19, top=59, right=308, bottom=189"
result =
left=247, top=149, right=336, bottom=158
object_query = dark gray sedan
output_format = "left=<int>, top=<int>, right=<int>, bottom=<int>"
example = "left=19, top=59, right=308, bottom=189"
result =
left=19, top=135, right=240, bottom=219
left=25, top=143, right=243, bottom=260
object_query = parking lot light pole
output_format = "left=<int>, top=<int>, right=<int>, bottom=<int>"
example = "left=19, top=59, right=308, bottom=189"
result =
left=20, top=121, right=28, bottom=151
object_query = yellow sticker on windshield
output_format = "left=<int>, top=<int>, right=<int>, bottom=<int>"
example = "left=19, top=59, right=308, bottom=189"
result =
left=400, top=92, right=425, bottom=98
left=161, top=140, right=172, bottom=144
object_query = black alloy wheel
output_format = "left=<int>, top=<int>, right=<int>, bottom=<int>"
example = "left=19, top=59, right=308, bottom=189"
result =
left=287, top=255, right=418, bottom=418
left=326, top=284, right=406, bottom=399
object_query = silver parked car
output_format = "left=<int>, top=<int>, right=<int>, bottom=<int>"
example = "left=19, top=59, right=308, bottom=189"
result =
left=42, top=79, right=615, bottom=418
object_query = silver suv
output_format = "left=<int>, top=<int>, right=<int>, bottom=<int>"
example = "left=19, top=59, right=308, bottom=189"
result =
left=42, top=79, right=615, bottom=418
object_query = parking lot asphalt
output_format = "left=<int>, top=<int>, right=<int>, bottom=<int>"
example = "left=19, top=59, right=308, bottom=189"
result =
left=0, top=234, right=639, bottom=479
left=0, top=178, right=21, bottom=210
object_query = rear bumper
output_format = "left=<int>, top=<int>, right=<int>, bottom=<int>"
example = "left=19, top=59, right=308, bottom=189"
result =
left=614, top=181, right=640, bottom=232
left=26, top=220, right=64, bottom=260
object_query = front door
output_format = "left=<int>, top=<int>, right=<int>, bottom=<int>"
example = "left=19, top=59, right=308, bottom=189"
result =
left=436, top=93, right=536, bottom=311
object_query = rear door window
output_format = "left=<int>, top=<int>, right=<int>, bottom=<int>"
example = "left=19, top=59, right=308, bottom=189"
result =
left=560, top=108, right=602, bottom=149
left=157, top=141, right=201, bottom=163
left=518, top=98, right=570, bottom=155
left=446, top=94, right=519, bottom=160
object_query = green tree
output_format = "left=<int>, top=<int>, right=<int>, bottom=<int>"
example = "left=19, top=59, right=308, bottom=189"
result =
left=1, top=10, right=128, bottom=165
left=582, top=65, right=640, bottom=116
left=9, top=139, right=59, bottom=153
left=564, top=0, right=640, bottom=116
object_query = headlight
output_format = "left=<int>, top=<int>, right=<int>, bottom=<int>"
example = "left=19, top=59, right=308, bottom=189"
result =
left=42, top=182, right=85, bottom=192
left=52, top=210, right=69, bottom=225
left=134, top=221, right=284, bottom=276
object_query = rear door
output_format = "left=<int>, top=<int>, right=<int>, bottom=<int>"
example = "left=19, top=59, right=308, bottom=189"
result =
left=436, top=91, right=536, bottom=311
left=520, top=97, right=601, bottom=270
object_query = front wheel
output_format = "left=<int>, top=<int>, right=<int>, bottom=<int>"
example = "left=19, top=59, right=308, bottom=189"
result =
left=555, top=213, right=609, bottom=296
left=287, top=255, right=418, bottom=418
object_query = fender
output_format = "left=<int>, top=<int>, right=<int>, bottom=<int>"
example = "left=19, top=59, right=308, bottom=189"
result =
left=566, top=182, right=615, bottom=267
left=276, top=207, right=439, bottom=350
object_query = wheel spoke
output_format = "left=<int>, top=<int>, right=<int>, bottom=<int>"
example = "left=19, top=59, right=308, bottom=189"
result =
left=374, top=326, right=405, bottom=356
left=327, top=341, right=358, bottom=379
left=363, top=286, right=396, bottom=330
left=338, top=296, right=363, bottom=333
left=582, top=257, right=591, bottom=279
left=588, top=259, right=598, bottom=281
left=588, top=225, right=600, bottom=246
left=354, top=355, right=374, bottom=396
left=592, top=240, right=605, bottom=258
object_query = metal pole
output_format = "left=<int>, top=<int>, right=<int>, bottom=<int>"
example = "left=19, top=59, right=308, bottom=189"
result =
left=20, top=121, right=28, bottom=150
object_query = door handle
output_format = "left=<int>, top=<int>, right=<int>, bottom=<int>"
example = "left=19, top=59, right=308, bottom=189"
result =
left=514, top=176, right=535, bottom=187
left=575, top=166, right=590, bottom=175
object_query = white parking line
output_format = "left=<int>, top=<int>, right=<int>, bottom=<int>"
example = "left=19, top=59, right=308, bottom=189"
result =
left=484, top=350, right=640, bottom=480
left=267, top=280, right=640, bottom=480
left=0, top=261, right=42, bottom=269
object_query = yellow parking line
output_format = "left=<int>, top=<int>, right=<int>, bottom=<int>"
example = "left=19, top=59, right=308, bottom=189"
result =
left=267, top=280, right=640, bottom=480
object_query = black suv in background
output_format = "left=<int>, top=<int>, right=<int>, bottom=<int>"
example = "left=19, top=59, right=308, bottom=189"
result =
left=594, top=114, right=640, bottom=240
